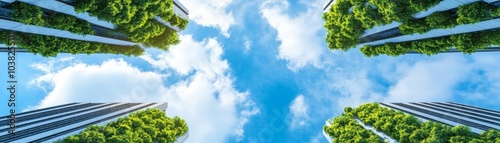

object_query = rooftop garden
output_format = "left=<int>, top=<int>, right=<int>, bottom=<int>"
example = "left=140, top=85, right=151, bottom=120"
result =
left=54, top=108, right=188, bottom=143
left=323, top=0, right=500, bottom=57
left=324, top=103, right=500, bottom=143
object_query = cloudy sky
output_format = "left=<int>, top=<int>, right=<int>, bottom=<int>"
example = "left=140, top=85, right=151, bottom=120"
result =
left=2, top=0, right=500, bottom=142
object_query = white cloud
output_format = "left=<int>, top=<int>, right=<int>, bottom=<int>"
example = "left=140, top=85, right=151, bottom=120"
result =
left=29, top=35, right=258, bottom=143
left=289, top=95, right=309, bottom=129
left=309, top=132, right=324, bottom=143
left=260, top=0, right=326, bottom=71
left=179, top=0, right=235, bottom=37
left=384, top=56, right=471, bottom=102
left=243, top=36, right=252, bottom=54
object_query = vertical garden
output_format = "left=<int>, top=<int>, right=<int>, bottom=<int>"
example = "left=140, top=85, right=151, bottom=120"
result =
left=323, top=0, right=500, bottom=57
left=1, top=0, right=189, bottom=57
left=54, top=108, right=189, bottom=143
left=324, top=103, right=500, bottom=143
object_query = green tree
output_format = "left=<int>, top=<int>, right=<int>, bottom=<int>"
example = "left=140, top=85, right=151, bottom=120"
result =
left=55, top=108, right=188, bottom=143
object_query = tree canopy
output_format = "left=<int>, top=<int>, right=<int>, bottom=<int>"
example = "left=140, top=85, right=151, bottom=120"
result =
left=324, top=103, right=500, bottom=143
left=55, top=108, right=188, bottom=143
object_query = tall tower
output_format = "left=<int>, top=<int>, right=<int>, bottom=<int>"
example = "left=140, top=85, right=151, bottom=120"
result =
left=323, top=0, right=500, bottom=56
left=323, top=102, right=500, bottom=142
left=0, top=102, right=190, bottom=143
left=0, top=0, right=190, bottom=56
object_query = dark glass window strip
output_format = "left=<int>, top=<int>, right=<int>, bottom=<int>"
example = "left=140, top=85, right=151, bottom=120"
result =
left=0, top=103, right=78, bottom=119
left=379, top=103, right=453, bottom=126
left=0, top=103, right=142, bottom=142
left=422, top=102, right=500, bottom=123
left=394, top=103, right=495, bottom=131
left=29, top=103, right=156, bottom=143
left=445, top=102, right=500, bottom=115
left=359, top=2, right=500, bottom=45
left=0, top=103, right=117, bottom=133
left=436, top=102, right=500, bottom=117
left=412, top=103, right=500, bottom=127
left=0, top=103, right=99, bottom=125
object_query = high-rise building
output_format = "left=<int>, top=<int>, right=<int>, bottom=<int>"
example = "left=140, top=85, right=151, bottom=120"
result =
left=322, top=0, right=500, bottom=56
left=380, top=102, right=500, bottom=134
left=0, top=0, right=189, bottom=55
left=323, top=102, right=500, bottom=143
left=0, top=102, right=188, bottom=143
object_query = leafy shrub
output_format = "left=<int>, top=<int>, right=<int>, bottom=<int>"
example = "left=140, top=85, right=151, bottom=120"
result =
left=399, top=18, right=431, bottom=34
left=425, top=11, right=457, bottom=29
left=324, top=0, right=440, bottom=51
left=45, top=13, right=94, bottom=35
left=55, top=108, right=188, bottom=143
left=457, top=2, right=497, bottom=24
left=73, top=0, right=186, bottom=50
left=10, top=2, right=95, bottom=35
left=361, top=30, right=500, bottom=57
left=353, top=4, right=386, bottom=28
left=408, top=0, right=441, bottom=12
left=0, top=31, right=144, bottom=57
left=325, top=103, right=500, bottom=142
left=10, top=2, right=45, bottom=26
left=323, top=114, right=384, bottom=143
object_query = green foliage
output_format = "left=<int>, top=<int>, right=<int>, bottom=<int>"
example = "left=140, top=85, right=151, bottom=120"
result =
left=400, top=2, right=500, bottom=35
left=325, top=103, right=500, bottom=143
left=407, top=0, right=441, bottom=12
left=74, top=0, right=187, bottom=50
left=399, top=18, right=431, bottom=34
left=368, top=0, right=413, bottom=22
left=323, top=0, right=440, bottom=51
left=323, top=115, right=384, bottom=143
left=168, top=16, right=189, bottom=30
left=100, top=44, right=145, bottom=57
left=55, top=108, right=188, bottom=143
left=425, top=11, right=457, bottom=29
left=353, top=3, right=386, bottom=29
left=457, top=2, right=498, bottom=25
left=10, top=2, right=45, bottom=26
left=10, top=2, right=95, bottom=35
left=324, top=0, right=500, bottom=55
left=144, top=28, right=180, bottom=50
left=0, top=31, right=144, bottom=57
left=362, top=30, right=500, bottom=57
left=45, top=13, right=94, bottom=35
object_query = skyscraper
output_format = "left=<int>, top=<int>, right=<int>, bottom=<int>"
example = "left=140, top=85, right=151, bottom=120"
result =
left=0, top=102, right=189, bottom=143
left=322, top=0, right=500, bottom=56
left=0, top=0, right=189, bottom=56
left=323, top=102, right=500, bottom=142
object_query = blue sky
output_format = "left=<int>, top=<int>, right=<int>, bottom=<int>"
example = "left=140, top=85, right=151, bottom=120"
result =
left=2, top=0, right=500, bottom=142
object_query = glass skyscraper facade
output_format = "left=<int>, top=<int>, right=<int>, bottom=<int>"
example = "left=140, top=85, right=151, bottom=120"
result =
left=323, top=0, right=500, bottom=53
left=323, top=102, right=500, bottom=142
left=0, top=0, right=189, bottom=53
left=0, top=102, right=179, bottom=143
left=380, top=102, right=500, bottom=134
